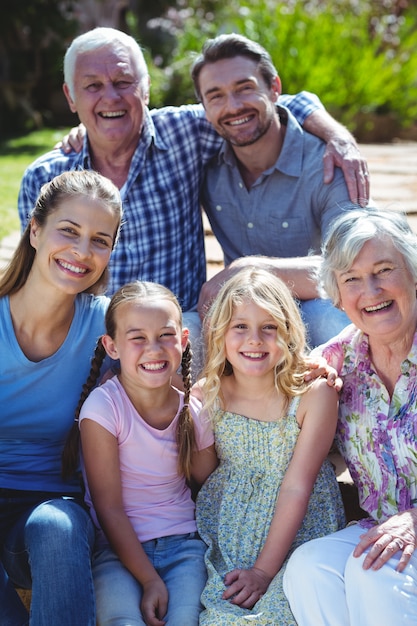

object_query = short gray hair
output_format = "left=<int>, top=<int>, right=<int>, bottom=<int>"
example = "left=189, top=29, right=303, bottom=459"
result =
left=64, top=27, right=148, bottom=99
left=319, top=206, right=417, bottom=307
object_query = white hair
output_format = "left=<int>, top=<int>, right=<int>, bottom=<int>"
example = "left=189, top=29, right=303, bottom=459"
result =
left=63, top=27, right=149, bottom=98
left=319, top=206, right=417, bottom=307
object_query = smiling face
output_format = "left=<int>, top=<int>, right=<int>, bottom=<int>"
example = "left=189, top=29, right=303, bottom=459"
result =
left=224, top=298, right=283, bottom=379
left=30, top=195, right=118, bottom=295
left=199, top=55, right=281, bottom=147
left=63, top=43, right=149, bottom=151
left=103, top=298, right=188, bottom=392
left=336, top=237, right=417, bottom=342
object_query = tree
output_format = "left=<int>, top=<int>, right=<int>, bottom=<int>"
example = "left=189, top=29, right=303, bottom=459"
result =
left=0, top=0, right=130, bottom=135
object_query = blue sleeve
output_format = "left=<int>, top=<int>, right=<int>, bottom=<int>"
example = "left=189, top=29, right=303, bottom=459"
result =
left=18, top=168, right=42, bottom=231
left=280, top=91, right=324, bottom=125
left=17, top=148, right=83, bottom=232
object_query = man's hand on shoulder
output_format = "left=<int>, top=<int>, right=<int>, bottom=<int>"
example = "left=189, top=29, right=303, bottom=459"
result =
left=323, top=135, right=369, bottom=208
left=197, top=265, right=240, bottom=320
left=303, top=108, right=370, bottom=207
left=54, top=123, right=86, bottom=153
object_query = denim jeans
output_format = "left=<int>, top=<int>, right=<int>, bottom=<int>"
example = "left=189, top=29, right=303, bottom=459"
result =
left=93, top=532, right=207, bottom=625
left=0, top=493, right=96, bottom=626
left=300, top=298, right=350, bottom=348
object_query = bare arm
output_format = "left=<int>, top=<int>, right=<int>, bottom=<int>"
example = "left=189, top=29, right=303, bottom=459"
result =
left=303, top=109, right=369, bottom=207
left=222, top=380, right=339, bottom=608
left=80, top=419, right=168, bottom=626
left=198, top=255, right=321, bottom=320
left=190, top=443, right=218, bottom=486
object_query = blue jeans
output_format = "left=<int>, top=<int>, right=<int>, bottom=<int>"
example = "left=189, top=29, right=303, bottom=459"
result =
left=93, top=532, right=207, bottom=625
left=0, top=493, right=96, bottom=626
left=300, top=298, right=350, bottom=348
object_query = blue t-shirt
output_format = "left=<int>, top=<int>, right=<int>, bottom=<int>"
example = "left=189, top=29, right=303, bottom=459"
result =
left=0, top=293, right=109, bottom=492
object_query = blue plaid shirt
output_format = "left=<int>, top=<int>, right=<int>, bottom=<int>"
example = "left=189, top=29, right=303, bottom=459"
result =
left=18, top=94, right=322, bottom=310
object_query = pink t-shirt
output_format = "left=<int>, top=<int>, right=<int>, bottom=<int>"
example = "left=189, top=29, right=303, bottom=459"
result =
left=79, top=376, right=214, bottom=543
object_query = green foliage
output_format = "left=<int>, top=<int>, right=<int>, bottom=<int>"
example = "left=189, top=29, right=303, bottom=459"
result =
left=0, top=0, right=78, bottom=135
left=0, top=128, right=71, bottom=240
left=139, top=0, right=417, bottom=136
left=229, top=0, right=417, bottom=129
left=2, top=0, right=416, bottom=138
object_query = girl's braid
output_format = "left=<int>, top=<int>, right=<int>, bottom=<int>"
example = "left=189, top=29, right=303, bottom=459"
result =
left=61, top=338, right=107, bottom=480
left=176, top=341, right=196, bottom=480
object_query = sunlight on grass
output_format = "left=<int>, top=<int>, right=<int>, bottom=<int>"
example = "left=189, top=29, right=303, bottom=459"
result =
left=0, top=128, right=71, bottom=240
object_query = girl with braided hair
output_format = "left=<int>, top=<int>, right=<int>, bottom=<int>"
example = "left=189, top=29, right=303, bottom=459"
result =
left=75, top=281, right=217, bottom=626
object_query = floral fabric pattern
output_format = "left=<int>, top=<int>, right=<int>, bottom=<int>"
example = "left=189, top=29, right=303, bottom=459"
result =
left=196, top=396, right=345, bottom=625
left=318, top=324, right=417, bottom=527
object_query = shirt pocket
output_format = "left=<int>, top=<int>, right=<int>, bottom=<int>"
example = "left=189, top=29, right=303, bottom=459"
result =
left=267, top=215, right=314, bottom=256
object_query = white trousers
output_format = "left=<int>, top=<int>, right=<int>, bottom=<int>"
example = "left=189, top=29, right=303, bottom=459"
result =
left=283, top=523, right=417, bottom=626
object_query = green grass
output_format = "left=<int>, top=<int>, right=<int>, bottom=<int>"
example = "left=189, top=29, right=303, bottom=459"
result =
left=0, top=128, right=71, bottom=240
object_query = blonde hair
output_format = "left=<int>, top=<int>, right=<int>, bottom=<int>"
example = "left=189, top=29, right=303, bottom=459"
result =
left=1, top=170, right=122, bottom=297
left=62, top=281, right=196, bottom=481
left=201, top=267, right=310, bottom=418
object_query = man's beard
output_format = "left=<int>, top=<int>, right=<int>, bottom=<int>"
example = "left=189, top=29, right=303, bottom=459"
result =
left=219, top=112, right=274, bottom=147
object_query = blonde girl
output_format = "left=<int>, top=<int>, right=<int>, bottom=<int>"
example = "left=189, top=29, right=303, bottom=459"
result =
left=76, top=281, right=217, bottom=626
left=195, top=267, right=345, bottom=625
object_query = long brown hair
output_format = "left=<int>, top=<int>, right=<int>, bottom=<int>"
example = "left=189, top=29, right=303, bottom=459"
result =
left=62, top=281, right=196, bottom=480
left=1, top=170, right=123, bottom=297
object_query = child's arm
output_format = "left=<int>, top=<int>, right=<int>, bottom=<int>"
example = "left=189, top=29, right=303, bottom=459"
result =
left=80, top=418, right=168, bottom=626
left=190, top=379, right=205, bottom=402
left=191, top=444, right=218, bottom=486
left=223, top=379, right=339, bottom=608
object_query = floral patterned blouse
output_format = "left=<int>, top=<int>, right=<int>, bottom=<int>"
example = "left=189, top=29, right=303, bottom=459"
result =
left=316, top=324, right=417, bottom=528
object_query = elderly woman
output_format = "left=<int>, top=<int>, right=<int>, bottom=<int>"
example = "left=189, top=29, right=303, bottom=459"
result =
left=283, top=206, right=417, bottom=625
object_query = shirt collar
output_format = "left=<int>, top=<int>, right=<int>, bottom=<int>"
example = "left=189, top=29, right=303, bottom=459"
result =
left=343, top=326, right=417, bottom=374
left=82, top=107, right=168, bottom=169
left=407, top=331, right=417, bottom=365
left=143, top=107, right=169, bottom=151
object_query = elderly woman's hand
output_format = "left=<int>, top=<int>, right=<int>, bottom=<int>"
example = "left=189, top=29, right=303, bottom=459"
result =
left=353, top=509, right=417, bottom=572
left=304, top=355, right=343, bottom=392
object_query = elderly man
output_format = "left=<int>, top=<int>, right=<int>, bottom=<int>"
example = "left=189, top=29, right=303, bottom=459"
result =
left=18, top=28, right=368, bottom=362
left=192, top=34, right=367, bottom=346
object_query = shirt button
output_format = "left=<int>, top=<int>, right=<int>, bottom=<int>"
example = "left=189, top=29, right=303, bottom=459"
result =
left=282, top=221, right=289, bottom=228
left=247, top=222, right=254, bottom=229
left=215, top=205, right=222, bottom=212
left=239, top=182, right=244, bottom=188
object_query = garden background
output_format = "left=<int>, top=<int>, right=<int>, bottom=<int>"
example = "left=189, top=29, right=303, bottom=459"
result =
left=1, top=2, right=417, bottom=550
left=1, top=0, right=417, bottom=242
